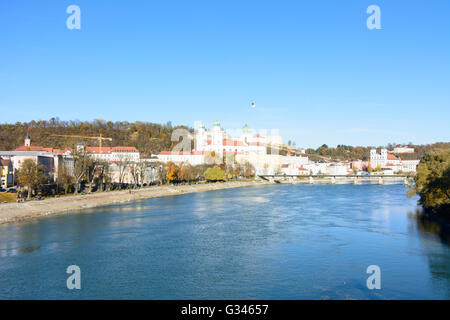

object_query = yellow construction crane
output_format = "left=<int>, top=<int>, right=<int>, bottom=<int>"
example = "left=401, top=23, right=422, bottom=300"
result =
left=51, top=134, right=113, bottom=153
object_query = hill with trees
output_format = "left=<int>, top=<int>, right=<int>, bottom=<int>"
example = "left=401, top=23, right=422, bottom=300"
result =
left=0, top=118, right=190, bottom=156
left=305, top=143, right=450, bottom=162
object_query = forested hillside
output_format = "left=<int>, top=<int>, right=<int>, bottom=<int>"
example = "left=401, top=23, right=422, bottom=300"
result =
left=305, top=143, right=450, bottom=161
left=0, top=118, right=191, bottom=156
left=1, top=118, right=449, bottom=159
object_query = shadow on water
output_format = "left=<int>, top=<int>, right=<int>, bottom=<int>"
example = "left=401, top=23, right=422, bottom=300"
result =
left=408, top=207, right=450, bottom=299
left=408, top=208, right=450, bottom=246
left=19, top=246, right=41, bottom=254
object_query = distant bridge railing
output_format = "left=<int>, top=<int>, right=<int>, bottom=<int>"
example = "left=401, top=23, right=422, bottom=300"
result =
left=259, top=174, right=410, bottom=178
left=258, top=174, right=413, bottom=185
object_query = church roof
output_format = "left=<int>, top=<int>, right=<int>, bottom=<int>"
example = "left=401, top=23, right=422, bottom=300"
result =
left=242, top=124, right=251, bottom=134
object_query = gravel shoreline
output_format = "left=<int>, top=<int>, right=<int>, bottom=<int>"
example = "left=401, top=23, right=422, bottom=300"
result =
left=0, top=180, right=272, bottom=225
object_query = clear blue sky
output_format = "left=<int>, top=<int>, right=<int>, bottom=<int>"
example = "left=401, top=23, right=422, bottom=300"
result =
left=1, top=0, right=449, bottom=148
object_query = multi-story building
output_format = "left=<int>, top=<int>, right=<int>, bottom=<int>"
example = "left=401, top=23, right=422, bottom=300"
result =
left=370, top=149, right=400, bottom=168
left=0, top=158, right=14, bottom=188
left=370, top=148, right=419, bottom=172
left=85, top=146, right=140, bottom=163
left=157, top=121, right=308, bottom=175
left=393, top=146, right=415, bottom=154
left=0, top=134, right=70, bottom=184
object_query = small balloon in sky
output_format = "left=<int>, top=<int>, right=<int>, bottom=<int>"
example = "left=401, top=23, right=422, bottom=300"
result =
left=251, top=102, right=256, bottom=108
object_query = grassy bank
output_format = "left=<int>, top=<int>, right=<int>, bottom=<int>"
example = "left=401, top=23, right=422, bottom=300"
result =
left=0, top=193, right=16, bottom=203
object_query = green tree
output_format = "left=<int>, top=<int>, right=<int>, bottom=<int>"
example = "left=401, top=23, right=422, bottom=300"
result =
left=17, top=159, right=45, bottom=199
left=409, top=149, right=450, bottom=215
left=204, top=166, right=226, bottom=181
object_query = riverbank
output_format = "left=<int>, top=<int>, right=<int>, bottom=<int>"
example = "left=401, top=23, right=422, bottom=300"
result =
left=0, top=180, right=272, bottom=225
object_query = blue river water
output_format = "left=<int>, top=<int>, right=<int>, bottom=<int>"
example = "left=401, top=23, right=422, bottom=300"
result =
left=0, top=183, right=449, bottom=299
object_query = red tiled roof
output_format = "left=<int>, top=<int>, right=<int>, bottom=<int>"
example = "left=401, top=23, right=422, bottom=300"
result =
left=159, top=151, right=195, bottom=155
left=111, top=146, right=139, bottom=152
left=159, top=150, right=242, bottom=156
left=223, top=140, right=244, bottom=146
left=248, top=142, right=264, bottom=146
left=86, top=147, right=112, bottom=154
left=387, top=154, right=398, bottom=160
left=14, top=146, right=65, bottom=154
left=86, top=146, right=139, bottom=154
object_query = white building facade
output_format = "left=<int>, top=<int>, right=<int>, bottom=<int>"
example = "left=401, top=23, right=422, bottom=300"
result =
left=370, top=148, right=419, bottom=173
left=157, top=121, right=309, bottom=175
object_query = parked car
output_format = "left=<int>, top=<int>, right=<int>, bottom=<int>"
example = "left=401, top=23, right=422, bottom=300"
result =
left=7, top=188, right=17, bottom=193
left=0, top=188, right=6, bottom=192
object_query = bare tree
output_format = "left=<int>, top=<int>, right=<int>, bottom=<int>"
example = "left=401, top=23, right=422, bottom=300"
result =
left=96, top=161, right=111, bottom=191
left=116, top=154, right=130, bottom=189
left=86, top=160, right=100, bottom=193
left=137, top=162, right=148, bottom=187
left=129, top=162, right=140, bottom=188
left=56, top=162, right=73, bottom=194
left=72, top=147, right=92, bottom=194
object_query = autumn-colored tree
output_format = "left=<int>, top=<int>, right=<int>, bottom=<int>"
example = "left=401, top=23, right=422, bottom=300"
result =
left=204, top=166, right=226, bottom=181
left=242, top=162, right=255, bottom=178
left=17, top=159, right=45, bottom=199
left=179, top=164, right=195, bottom=182
left=165, top=161, right=179, bottom=182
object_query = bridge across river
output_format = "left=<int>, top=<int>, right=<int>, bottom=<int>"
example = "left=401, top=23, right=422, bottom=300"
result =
left=258, top=174, right=413, bottom=185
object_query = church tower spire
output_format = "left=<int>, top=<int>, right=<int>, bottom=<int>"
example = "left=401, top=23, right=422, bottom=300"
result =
left=24, top=132, right=31, bottom=147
